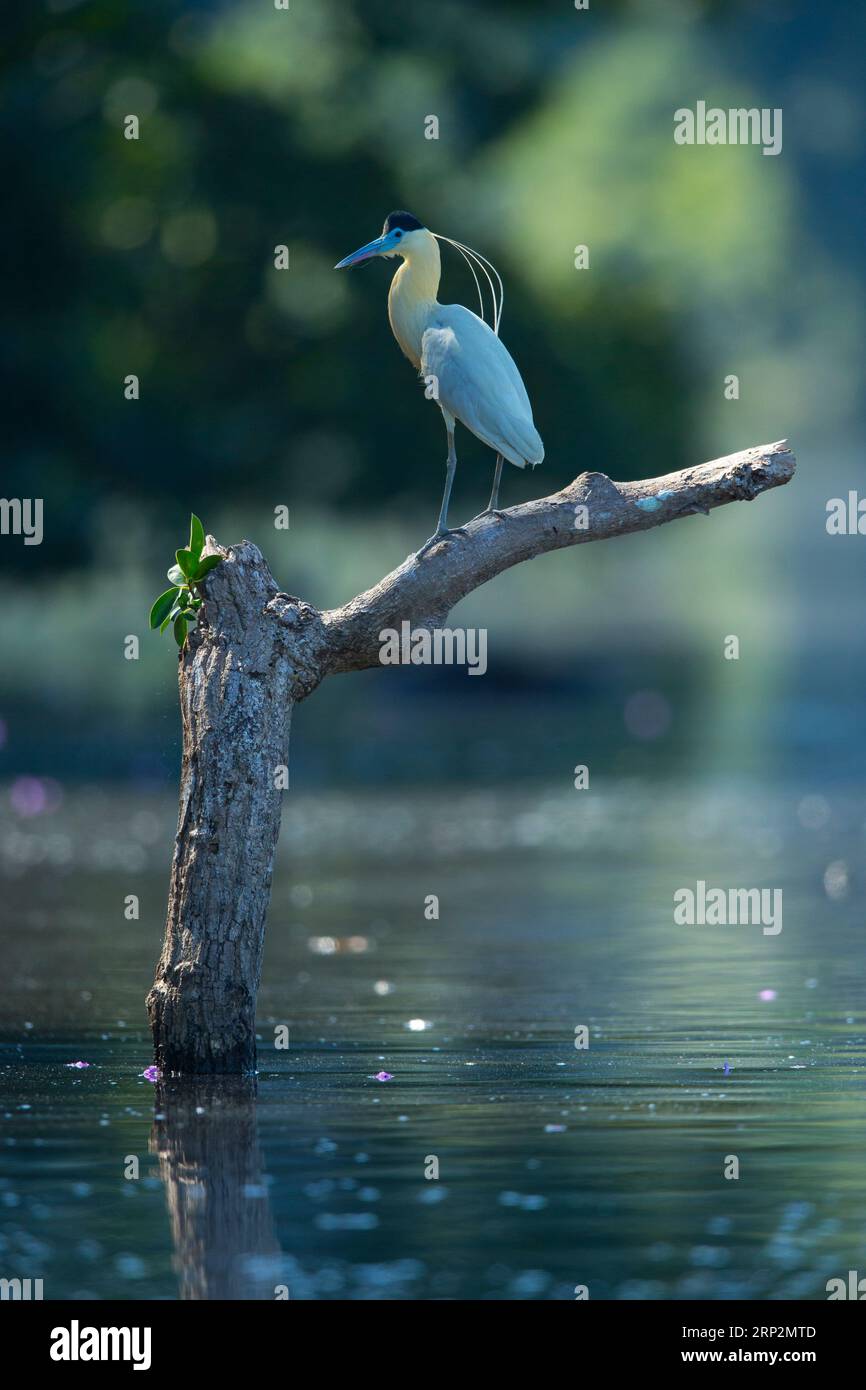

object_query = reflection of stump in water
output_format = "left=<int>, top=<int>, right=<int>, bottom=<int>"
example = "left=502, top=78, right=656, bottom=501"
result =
left=150, top=1077, right=282, bottom=1300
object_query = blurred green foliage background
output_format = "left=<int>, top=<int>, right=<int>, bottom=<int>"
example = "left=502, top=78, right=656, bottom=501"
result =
left=1, top=0, right=864, bottom=787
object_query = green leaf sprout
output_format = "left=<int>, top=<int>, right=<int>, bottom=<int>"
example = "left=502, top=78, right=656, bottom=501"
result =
left=149, top=514, right=223, bottom=647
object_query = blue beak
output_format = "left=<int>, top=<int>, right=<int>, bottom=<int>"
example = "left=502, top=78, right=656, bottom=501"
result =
left=334, top=232, right=394, bottom=270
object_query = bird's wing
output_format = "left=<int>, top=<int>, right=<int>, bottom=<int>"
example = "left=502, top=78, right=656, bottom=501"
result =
left=421, top=305, right=544, bottom=468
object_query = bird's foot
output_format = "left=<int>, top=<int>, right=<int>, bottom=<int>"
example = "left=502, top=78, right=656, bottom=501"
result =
left=470, top=507, right=508, bottom=522
left=415, top=527, right=470, bottom=558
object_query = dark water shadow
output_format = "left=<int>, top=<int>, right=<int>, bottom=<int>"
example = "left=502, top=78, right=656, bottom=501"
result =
left=150, top=1077, right=283, bottom=1300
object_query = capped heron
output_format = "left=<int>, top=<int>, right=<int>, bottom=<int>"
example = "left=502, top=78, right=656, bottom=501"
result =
left=335, top=211, right=544, bottom=552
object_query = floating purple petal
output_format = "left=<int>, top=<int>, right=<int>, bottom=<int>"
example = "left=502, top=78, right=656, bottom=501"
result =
left=373, top=1071, right=393, bottom=1082
left=142, top=1065, right=160, bottom=1083
left=65, top=1060, right=90, bottom=1069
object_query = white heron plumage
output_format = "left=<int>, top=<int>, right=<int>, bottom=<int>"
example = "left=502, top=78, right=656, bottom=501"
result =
left=420, top=312, right=542, bottom=469
left=335, top=211, right=543, bottom=549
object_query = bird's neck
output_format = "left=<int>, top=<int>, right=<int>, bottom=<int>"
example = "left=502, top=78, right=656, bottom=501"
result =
left=388, top=232, right=441, bottom=368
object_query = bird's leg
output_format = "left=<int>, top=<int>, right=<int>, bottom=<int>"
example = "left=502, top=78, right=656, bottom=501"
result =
left=471, top=454, right=507, bottom=522
left=416, top=427, right=469, bottom=556
left=437, top=428, right=458, bottom=532
left=487, top=453, right=504, bottom=511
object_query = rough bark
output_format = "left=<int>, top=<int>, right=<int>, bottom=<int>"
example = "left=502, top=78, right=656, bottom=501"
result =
left=148, top=440, right=795, bottom=1073
left=146, top=541, right=325, bottom=1074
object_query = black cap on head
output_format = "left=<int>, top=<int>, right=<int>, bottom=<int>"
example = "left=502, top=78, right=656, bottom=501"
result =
left=383, top=210, right=424, bottom=233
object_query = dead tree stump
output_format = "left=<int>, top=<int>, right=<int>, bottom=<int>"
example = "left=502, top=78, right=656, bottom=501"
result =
left=147, top=442, right=796, bottom=1073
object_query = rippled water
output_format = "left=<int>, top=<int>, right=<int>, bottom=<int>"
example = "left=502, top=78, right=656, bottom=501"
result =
left=1, top=782, right=865, bottom=1299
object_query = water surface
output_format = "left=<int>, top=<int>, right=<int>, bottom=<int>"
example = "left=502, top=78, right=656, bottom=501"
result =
left=1, top=782, right=864, bottom=1299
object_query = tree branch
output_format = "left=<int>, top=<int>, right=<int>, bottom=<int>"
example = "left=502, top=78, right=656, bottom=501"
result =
left=318, top=439, right=796, bottom=679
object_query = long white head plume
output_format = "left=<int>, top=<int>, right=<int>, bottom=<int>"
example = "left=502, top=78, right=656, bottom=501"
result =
left=432, top=233, right=504, bottom=336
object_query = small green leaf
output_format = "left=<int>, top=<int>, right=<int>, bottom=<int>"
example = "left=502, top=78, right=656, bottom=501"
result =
left=160, top=614, right=173, bottom=634
left=193, top=553, right=223, bottom=581
left=176, top=549, right=197, bottom=580
left=174, top=614, right=188, bottom=647
left=166, top=563, right=185, bottom=586
left=150, top=587, right=180, bottom=630
left=188, top=514, right=205, bottom=562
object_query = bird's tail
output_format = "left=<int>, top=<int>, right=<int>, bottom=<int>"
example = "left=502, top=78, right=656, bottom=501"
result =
left=503, top=416, right=544, bottom=470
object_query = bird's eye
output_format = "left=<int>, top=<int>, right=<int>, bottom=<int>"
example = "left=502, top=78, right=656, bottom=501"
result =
left=394, top=230, right=402, bottom=238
